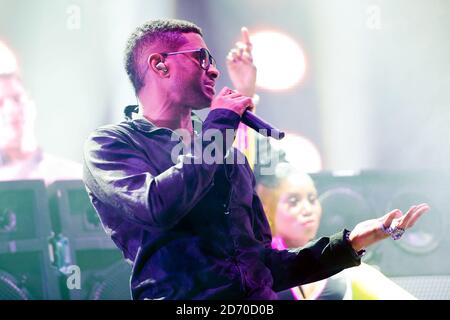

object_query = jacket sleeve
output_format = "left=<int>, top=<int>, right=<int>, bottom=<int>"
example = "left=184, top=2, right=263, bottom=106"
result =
left=83, top=109, right=240, bottom=230
left=250, top=176, right=362, bottom=292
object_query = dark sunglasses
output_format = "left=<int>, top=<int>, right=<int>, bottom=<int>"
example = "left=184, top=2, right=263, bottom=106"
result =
left=161, top=48, right=216, bottom=71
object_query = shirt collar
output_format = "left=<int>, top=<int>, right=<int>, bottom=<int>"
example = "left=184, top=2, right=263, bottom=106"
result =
left=124, top=105, right=203, bottom=135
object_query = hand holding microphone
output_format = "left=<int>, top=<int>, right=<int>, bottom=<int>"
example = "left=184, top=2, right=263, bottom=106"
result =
left=211, top=87, right=285, bottom=140
left=211, top=87, right=254, bottom=116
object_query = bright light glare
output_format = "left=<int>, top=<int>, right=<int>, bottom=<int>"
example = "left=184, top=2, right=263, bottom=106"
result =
left=251, top=31, right=306, bottom=91
left=270, top=133, right=322, bottom=173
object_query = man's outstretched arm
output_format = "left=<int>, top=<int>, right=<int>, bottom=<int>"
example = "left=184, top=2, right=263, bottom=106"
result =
left=251, top=187, right=429, bottom=292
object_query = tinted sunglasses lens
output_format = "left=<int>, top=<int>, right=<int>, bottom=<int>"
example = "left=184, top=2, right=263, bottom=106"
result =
left=210, top=53, right=216, bottom=67
left=199, top=49, right=209, bottom=69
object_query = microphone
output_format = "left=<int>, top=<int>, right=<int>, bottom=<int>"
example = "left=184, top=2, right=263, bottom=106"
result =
left=241, top=111, right=285, bottom=140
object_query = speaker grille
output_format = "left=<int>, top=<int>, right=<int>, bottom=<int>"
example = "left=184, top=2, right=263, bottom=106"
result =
left=317, top=187, right=373, bottom=236
left=0, top=271, right=31, bottom=300
left=89, top=261, right=132, bottom=300
left=390, top=275, right=450, bottom=300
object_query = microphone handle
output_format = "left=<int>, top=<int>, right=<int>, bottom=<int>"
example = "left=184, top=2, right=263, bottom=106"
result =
left=241, top=111, right=285, bottom=140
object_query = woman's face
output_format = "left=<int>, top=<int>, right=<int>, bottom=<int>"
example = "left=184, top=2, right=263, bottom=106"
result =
left=274, top=174, right=322, bottom=247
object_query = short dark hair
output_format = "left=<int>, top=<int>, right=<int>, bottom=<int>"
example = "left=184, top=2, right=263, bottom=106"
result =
left=124, top=19, right=203, bottom=94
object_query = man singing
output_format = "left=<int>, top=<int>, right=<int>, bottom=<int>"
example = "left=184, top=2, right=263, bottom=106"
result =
left=83, top=19, right=429, bottom=300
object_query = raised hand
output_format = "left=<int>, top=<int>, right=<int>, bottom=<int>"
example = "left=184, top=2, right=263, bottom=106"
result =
left=226, top=27, right=257, bottom=98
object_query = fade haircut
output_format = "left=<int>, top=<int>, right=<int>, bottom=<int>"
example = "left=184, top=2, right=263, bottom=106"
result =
left=124, top=19, right=203, bottom=94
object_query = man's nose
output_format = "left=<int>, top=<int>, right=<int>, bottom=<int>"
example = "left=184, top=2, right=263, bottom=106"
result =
left=207, top=64, right=219, bottom=79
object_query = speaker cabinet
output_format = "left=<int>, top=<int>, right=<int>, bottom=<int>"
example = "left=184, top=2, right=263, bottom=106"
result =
left=48, top=180, right=132, bottom=300
left=363, top=171, right=450, bottom=277
left=312, top=171, right=373, bottom=235
left=311, top=171, right=381, bottom=264
left=0, top=180, right=60, bottom=299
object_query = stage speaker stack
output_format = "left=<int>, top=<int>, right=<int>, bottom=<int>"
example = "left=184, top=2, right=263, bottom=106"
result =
left=0, top=180, right=60, bottom=300
left=311, top=170, right=450, bottom=299
left=48, top=180, right=132, bottom=300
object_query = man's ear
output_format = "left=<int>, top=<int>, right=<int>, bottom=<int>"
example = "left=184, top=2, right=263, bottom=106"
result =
left=147, top=53, right=169, bottom=77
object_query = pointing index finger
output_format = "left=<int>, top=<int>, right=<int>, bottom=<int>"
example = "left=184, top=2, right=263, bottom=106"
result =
left=241, top=27, right=252, bottom=47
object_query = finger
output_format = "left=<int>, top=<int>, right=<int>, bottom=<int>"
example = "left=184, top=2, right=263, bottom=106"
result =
left=236, top=41, right=251, bottom=56
left=241, top=27, right=253, bottom=56
left=402, top=204, right=425, bottom=226
left=234, top=95, right=252, bottom=102
left=237, top=44, right=245, bottom=57
left=233, top=95, right=252, bottom=102
left=226, top=92, right=243, bottom=99
left=380, top=209, right=402, bottom=229
left=217, top=86, right=232, bottom=97
left=229, top=51, right=252, bottom=65
left=226, top=53, right=235, bottom=63
left=395, top=205, right=417, bottom=228
left=226, top=49, right=240, bottom=60
left=241, top=51, right=254, bottom=63
left=226, top=54, right=238, bottom=64
left=241, top=27, right=252, bottom=47
left=234, top=96, right=254, bottom=107
left=230, top=48, right=240, bottom=55
left=398, top=203, right=427, bottom=228
left=230, top=49, right=241, bottom=61
left=405, top=203, right=430, bottom=229
left=235, top=41, right=246, bottom=51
